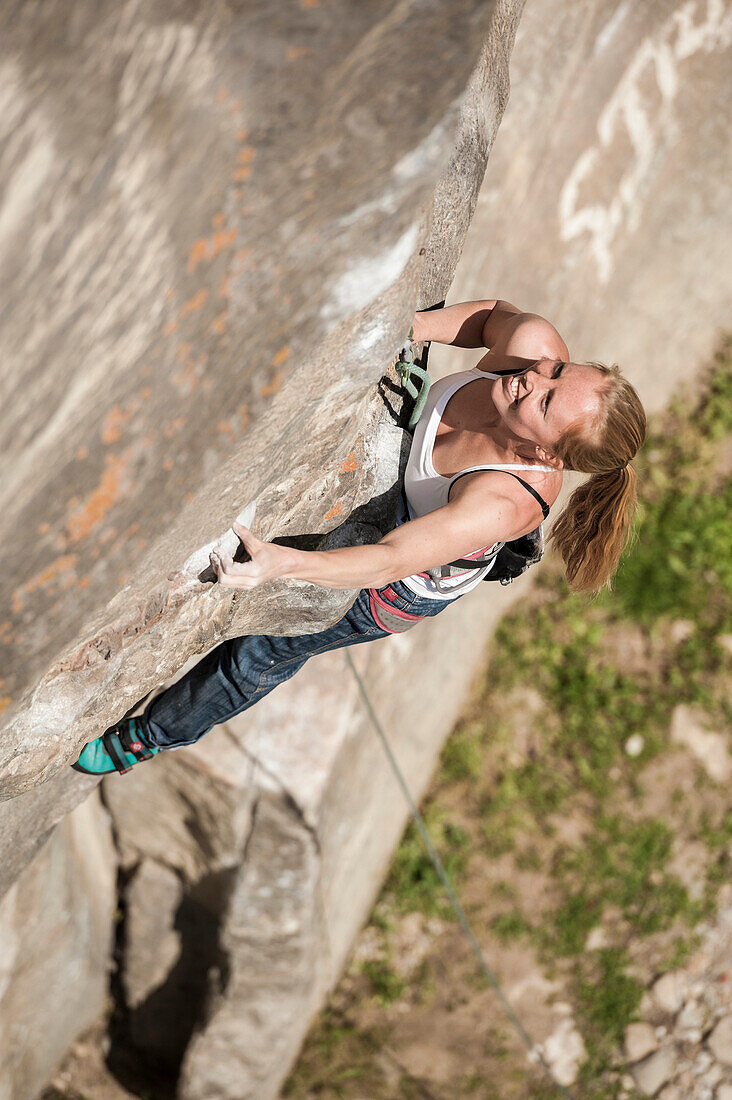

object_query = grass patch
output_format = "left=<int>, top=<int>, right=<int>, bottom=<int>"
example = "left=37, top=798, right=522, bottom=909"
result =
left=384, top=808, right=470, bottom=918
left=541, top=813, right=705, bottom=954
left=573, top=948, right=645, bottom=1081
left=440, top=725, right=484, bottom=781
left=360, top=958, right=407, bottom=1005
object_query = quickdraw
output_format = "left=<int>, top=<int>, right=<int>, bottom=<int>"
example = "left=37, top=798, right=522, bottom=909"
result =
left=395, top=331, right=431, bottom=431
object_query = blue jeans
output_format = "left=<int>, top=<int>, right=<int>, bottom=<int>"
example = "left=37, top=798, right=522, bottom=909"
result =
left=141, top=580, right=453, bottom=749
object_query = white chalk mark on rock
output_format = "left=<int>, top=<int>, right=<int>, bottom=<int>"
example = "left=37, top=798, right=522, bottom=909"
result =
left=560, top=0, right=732, bottom=282
left=320, top=225, right=419, bottom=325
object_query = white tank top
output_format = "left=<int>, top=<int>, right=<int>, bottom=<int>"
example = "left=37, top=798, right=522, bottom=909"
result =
left=397, top=366, right=555, bottom=600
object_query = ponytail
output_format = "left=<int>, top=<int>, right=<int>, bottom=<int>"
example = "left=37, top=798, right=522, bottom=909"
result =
left=550, top=464, right=639, bottom=593
left=549, top=363, right=646, bottom=594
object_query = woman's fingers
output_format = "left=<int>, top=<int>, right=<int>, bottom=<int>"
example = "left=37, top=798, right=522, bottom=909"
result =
left=210, top=522, right=286, bottom=590
left=209, top=548, right=267, bottom=589
left=232, top=521, right=259, bottom=552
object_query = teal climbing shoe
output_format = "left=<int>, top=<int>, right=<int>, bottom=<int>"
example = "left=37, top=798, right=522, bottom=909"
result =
left=72, top=716, right=160, bottom=776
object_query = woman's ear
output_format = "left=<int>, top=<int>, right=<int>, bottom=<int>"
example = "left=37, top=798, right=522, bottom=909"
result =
left=534, top=446, right=563, bottom=470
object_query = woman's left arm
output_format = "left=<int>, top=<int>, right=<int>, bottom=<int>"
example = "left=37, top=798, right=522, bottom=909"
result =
left=210, top=473, right=537, bottom=591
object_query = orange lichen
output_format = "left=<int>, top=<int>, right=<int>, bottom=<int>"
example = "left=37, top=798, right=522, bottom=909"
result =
left=163, top=416, right=187, bottom=438
left=164, top=320, right=178, bottom=336
left=340, top=451, right=359, bottom=473
left=219, top=274, right=231, bottom=299
left=77, top=577, right=91, bottom=589
left=235, top=247, right=252, bottom=267
left=286, top=46, right=311, bottom=61
left=76, top=445, right=89, bottom=461
left=260, top=370, right=285, bottom=398
left=165, top=288, right=176, bottom=301
left=123, top=522, right=140, bottom=537
left=324, top=501, right=344, bottom=520
left=217, top=420, right=235, bottom=437
left=172, top=360, right=201, bottom=394
left=238, top=404, right=250, bottom=431
left=31, top=554, right=78, bottom=588
left=13, top=553, right=79, bottom=613
left=212, top=313, right=228, bottom=335
left=187, top=240, right=208, bottom=275
left=101, top=404, right=134, bottom=445
left=212, top=212, right=226, bottom=228
left=163, top=458, right=174, bottom=471
left=272, top=345, right=291, bottom=366
left=237, top=147, right=255, bottom=165
left=177, top=342, right=193, bottom=363
left=37, top=521, right=51, bottom=535
left=237, top=128, right=249, bottom=142
left=179, top=289, right=209, bottom=319
left=229, top=99, right=243, bottom=114
left=233, top=166, right=252, bottom=181
left=0, top=698, right=11, bottom=717
left=65, top=452, right=133, bottom=543
left=211, top=228, right=237, bottom=255
left=216, top=88, right=228, bottom=103
left=0, top=622, right=12, bottom=642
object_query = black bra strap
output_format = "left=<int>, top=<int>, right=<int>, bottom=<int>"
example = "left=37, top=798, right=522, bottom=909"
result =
left=499, top=471, right=551, bottom=520
left=449, top=469, right=550, bottom=519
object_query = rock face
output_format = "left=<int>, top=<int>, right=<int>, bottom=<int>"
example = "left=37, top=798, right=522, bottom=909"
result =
left=0, top=790, right=116, bottom=1099
left=0, top=0, right=516, bottom=802
left=0, top=0, right=525, bottom=1096
left=0, top=0, right=521, bottom=874
left=438, top=0, right=732, bottom=412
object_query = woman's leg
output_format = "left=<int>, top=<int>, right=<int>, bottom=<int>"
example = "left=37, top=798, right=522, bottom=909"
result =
left=73, top=580, right=453, bottom=774
left=141, top=588, right=386, bottom=749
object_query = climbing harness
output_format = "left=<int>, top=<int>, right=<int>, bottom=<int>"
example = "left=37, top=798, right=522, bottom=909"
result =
left=345, top=648, right=578, bottom=1100
left=367, top=584, right=432, bottom=633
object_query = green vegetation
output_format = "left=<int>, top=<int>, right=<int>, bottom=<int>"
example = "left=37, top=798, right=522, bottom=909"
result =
left=359, top=958, right=407, bottom=1005
left=382, top=809, right=470, bottom=918
left=286, top=341, right=732, bottom=1100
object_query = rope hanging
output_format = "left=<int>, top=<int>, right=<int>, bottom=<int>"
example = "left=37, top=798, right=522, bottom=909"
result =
left=345, top=648, right=578, bottom=1100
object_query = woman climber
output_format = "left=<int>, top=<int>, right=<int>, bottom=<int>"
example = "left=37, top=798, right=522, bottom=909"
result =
left=73, top=298, right=646, bottom=776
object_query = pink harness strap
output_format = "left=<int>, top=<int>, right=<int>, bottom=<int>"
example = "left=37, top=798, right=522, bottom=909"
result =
left=368, top=586, right=427, bottom=634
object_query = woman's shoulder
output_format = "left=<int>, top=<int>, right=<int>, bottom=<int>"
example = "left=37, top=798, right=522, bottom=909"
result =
left=479, top=314, right=569, bottom=368
left=451, top=462, right=562, bottom=523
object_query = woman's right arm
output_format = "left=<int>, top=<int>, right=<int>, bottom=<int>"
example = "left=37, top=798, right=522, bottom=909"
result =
left=209, top=471, right=540, bottom=592
left=412, top=299, right=521, bottom=348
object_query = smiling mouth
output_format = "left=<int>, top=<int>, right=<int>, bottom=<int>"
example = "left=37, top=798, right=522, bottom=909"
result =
left=508, top=375, right=520, bottom=404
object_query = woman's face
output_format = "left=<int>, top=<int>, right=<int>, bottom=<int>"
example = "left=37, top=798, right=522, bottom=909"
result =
left=492, top=359, right=606, bottom=450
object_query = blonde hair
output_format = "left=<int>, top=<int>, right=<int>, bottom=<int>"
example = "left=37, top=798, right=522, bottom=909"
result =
left=549, top=362, right=646, bottom=593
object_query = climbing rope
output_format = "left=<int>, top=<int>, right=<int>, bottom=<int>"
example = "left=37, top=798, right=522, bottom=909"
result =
left=395, top=330, right=431, bottom=430
left=344, top=648, right=578, bottom=1100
